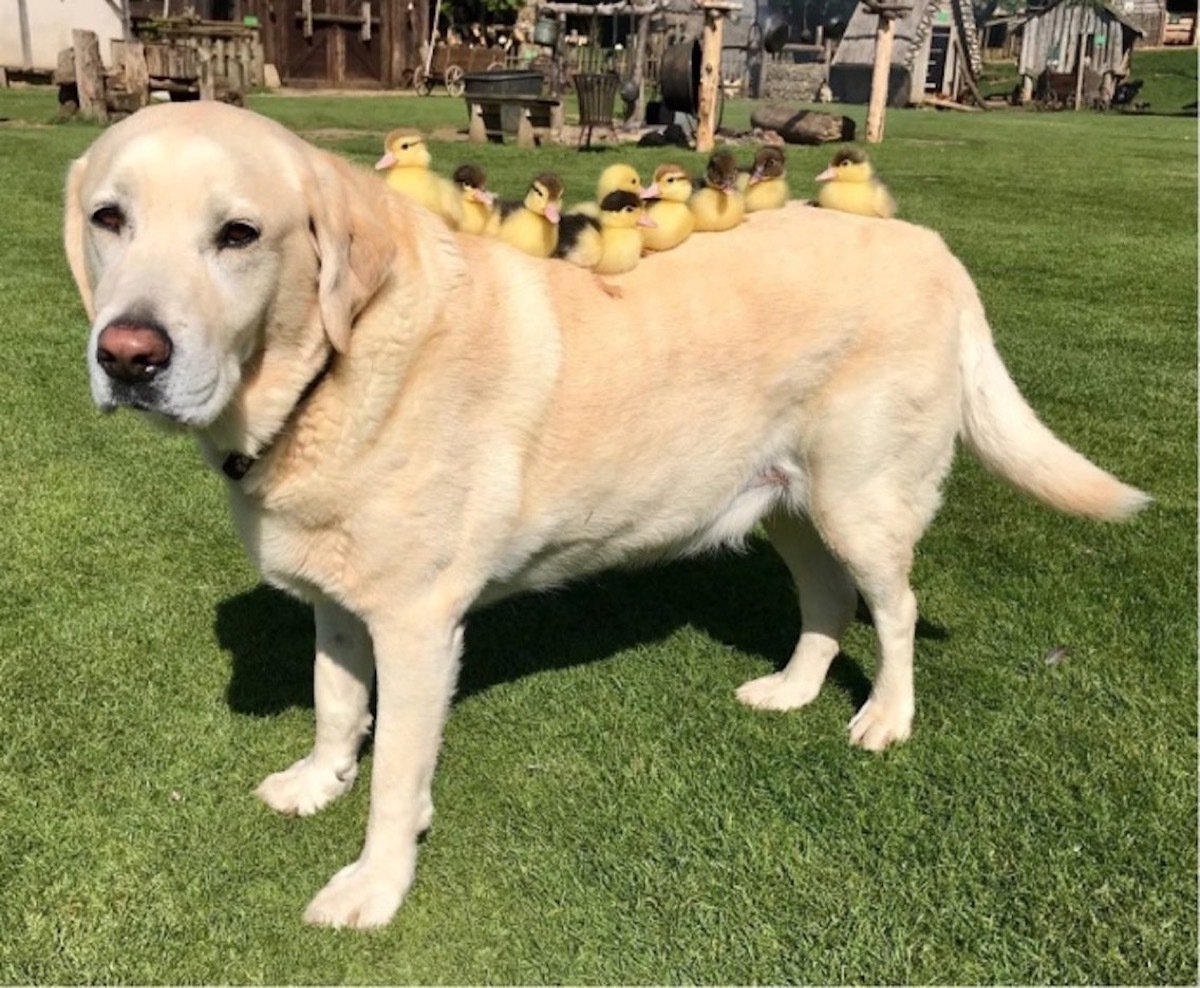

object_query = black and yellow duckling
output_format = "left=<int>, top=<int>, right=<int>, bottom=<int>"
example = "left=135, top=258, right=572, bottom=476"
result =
left=452, top=164, right=497, bottom=236
left=496, top=172, right=564, bottom=258
left=740, top=146, right=789, bottom=213
left=814, top=148, right=896, bottom=218
left=554, top=189, right=655, bottom=274
left=690, top=149, right=746, bottom=232
left=374, top=128, right=463, bottom=228
left=569, top=162, right=652, bottom=218
left=554, top=190, right=655, bottom=298
left=641, top=163, right=695, bottom=253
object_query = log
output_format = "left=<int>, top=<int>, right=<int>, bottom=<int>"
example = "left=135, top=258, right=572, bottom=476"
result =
left=749, top=104, right=855, bottom=144
left=54, top=47, right=75, bottom=85
left=72, top=29, right=107, bottom=123
left=111, top=40, right=150, bottom=109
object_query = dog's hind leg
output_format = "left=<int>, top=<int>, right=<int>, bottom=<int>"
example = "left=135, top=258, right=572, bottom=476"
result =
left=813, top=473, right=942, bottom=751
left=256, top=598, right=374, bottom=817
left=736, top=511, right=857, bottom=711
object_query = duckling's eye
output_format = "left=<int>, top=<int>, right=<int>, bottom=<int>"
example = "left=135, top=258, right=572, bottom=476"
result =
left=90, top=205, right=125, bottom=234
left=217, top=220, right=260, bottom=250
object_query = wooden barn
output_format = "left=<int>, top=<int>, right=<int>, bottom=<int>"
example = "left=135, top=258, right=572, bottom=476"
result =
left=1015, top=0, right=1142, bottom=107
left=829, top=0, right=983, bottom=107
left=237, top=0, right=429, bottom=89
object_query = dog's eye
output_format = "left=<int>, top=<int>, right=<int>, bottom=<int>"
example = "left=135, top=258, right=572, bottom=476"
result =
left=217, top=221, right=260, bottom=249
left=90, top=205, right=125, bottom=234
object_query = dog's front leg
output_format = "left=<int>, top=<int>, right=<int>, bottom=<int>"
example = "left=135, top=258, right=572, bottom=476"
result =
left=303, top=602, right=463, bottom=930
left=256, top=598, right=374, bottom=817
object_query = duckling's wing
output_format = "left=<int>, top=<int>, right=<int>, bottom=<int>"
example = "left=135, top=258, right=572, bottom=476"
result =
left=495, top=198, right=523, bottom=220
left=873, top=182, right=897, bottom=218
left=553, top=214, right=602, bottom=266
left=567, top=201, right=601, bottom=219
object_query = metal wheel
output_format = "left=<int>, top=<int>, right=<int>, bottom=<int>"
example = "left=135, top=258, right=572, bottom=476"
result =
left=413, top=66, right=433, bottom=97
left=445, top=65, right=465, bottom=98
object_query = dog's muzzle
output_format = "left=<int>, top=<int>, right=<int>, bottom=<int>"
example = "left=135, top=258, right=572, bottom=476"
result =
left=96, top=320, right=173, bottom=385
left=93, top=319, right=173, bottom=411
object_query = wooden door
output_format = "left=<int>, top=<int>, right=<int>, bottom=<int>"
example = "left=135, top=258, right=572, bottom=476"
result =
left=281, top=0, right=383, bottom=87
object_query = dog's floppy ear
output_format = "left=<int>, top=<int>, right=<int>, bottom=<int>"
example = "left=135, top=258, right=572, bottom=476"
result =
left=305, top=149, right=395, bottom=354
left=63, top=155, right=95, bottom=321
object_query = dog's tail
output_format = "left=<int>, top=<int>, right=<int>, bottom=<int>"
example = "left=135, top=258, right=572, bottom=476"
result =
left=957, top=291, right=1149, bottom=521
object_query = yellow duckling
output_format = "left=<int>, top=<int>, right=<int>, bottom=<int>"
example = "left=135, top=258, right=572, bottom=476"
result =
left=690, top=149, right=745, bottom=232
left=569, top=162, right=653, bottom=218
left=497, top=172, right=564, bottom=258
left=452, top=163, right=496, bottom=236
left=554, top=189, right=655, bottom=275
left=641, top=163, right=694, bottom=253
left=814, top=148, right=896, bottom=218
left=742, top=146, right=789, bottom=213
left=374, top=128, right=463, bottom=228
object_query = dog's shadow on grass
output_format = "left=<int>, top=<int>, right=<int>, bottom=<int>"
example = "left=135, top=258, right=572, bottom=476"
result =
left=218, top=539, right=945, bottom=717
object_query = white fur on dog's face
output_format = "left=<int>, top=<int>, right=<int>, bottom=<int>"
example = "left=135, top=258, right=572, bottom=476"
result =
left=69, top=113, right=314, bottom=427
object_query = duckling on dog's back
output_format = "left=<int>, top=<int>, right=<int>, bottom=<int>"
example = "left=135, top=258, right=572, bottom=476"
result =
left=814, top=148, right=896, bottom=218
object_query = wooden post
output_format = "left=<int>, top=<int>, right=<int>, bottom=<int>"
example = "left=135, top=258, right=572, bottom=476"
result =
left=73, top=29, right=108, bottom=123
left=865, top=13, right=895, bottom=143
left=629, top=11, right=651, bottom=127
left=695, top=0, right=740, bottom=153
left=17, top=0, right=33, bottom=69
left=1073, top=32, right=1085, bottom=110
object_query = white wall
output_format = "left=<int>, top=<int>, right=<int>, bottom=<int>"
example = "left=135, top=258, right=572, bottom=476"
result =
left=1, top=0, right=124, bottom=71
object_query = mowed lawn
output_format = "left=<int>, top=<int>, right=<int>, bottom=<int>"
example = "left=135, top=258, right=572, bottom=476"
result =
left=0, top=49, right=1194, bottom=984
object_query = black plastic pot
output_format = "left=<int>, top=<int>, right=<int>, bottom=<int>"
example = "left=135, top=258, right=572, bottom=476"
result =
left=462, top=70, right=545, bottom=134
left=462, top=70, right=544, bottom=100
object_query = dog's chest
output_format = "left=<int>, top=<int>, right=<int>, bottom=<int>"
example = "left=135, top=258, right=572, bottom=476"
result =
left=228, top=489, right=356, bottom=604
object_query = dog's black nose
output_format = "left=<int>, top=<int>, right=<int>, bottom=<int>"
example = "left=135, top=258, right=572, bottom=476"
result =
left=96, top=322, right=172, bottom=384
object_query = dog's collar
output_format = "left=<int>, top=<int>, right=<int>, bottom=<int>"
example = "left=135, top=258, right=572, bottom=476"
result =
left=221, top=350, right=335, bottom=482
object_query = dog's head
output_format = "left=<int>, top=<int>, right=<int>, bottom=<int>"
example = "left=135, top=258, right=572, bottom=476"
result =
left=64, top=102, right=395, bottom=429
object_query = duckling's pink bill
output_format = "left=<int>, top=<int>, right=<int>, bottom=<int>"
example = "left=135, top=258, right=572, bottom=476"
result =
left=544, top=204, right=561, bottom=224
left=375, top=152, right=397, bottom=170
left=815, top=167, right=836, bottom=182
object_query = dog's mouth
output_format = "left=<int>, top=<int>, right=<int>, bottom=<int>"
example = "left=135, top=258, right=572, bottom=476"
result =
left=93, top=370, right=225, bottom=428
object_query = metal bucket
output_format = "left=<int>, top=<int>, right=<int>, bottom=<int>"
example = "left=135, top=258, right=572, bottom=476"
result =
left=533, top=16, right=559, bottom=47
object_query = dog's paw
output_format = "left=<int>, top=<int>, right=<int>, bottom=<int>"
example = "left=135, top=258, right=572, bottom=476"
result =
left=255, top=755, right=357, bottom=817
left=735, top=671, right=822, bottom=711
left=848, top=699, right=912, bottom=751
left=303, top=858, right=413, bottom=930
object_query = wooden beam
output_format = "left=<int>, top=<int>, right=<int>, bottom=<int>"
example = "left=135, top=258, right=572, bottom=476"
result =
left=865, top=14, right=894, bottom=143
left=539, top=2, right=660, bottom=15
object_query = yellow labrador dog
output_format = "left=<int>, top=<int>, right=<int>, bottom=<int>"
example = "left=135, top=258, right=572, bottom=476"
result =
left=64, top=103, right=1146, bottom=928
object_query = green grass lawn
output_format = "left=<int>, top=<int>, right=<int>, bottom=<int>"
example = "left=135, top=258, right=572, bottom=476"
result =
left=0, top=49, right=1195, bottom=983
